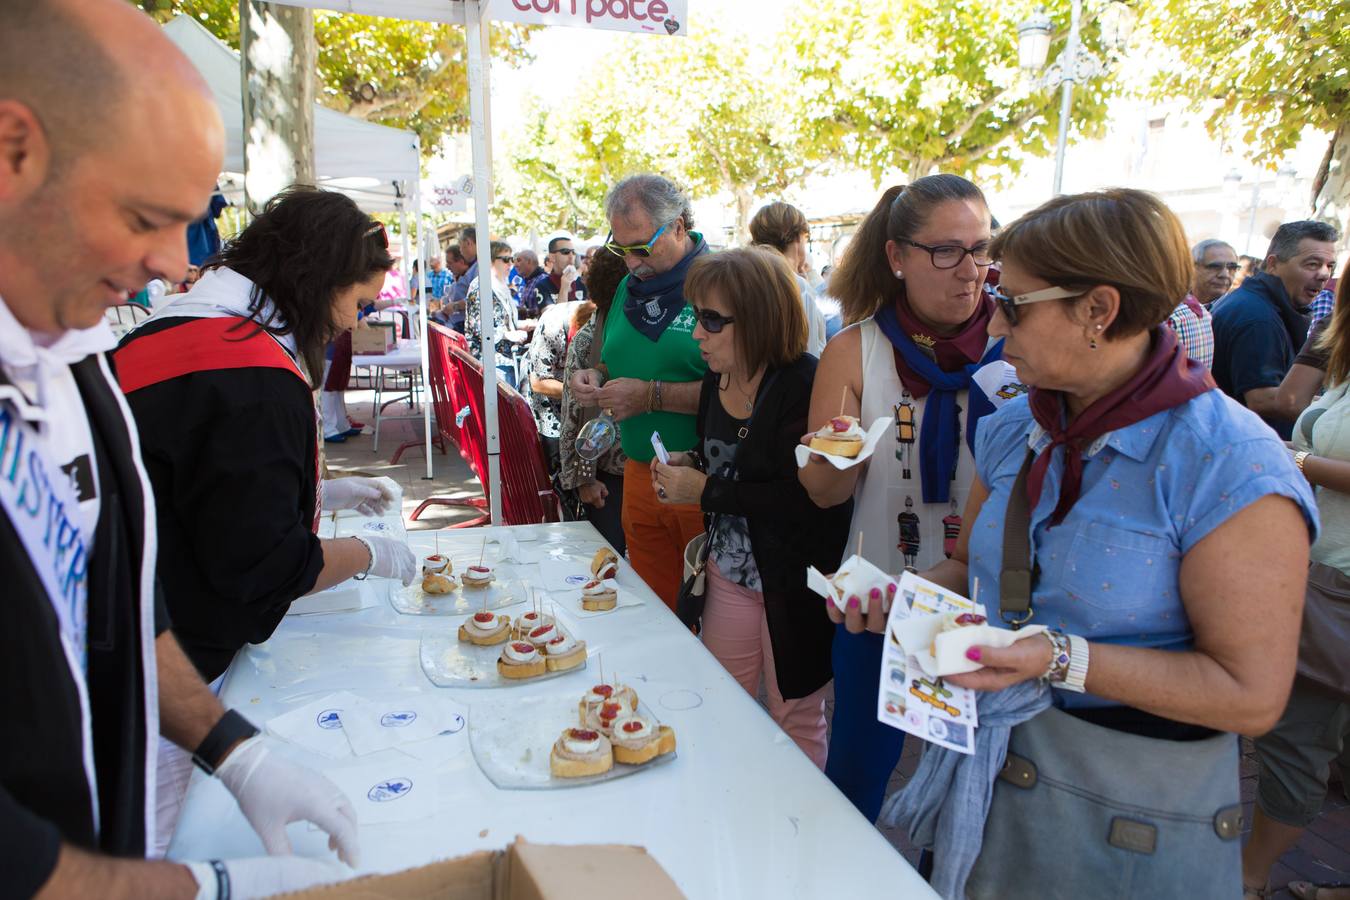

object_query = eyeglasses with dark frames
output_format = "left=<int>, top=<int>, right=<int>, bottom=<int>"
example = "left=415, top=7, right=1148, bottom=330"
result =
left=1202, top=262, right=1241, bottom=272
left=692, top=306, right=735, bottom=333
left=899, top=238, right=993, bottom=270
left=990, top=284, right=1086, bottom=326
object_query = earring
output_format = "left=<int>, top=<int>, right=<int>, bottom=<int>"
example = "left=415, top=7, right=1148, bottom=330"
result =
left=1090, top=338, right=1098, bottom=350
left=895, top=270, right=905, bottom=280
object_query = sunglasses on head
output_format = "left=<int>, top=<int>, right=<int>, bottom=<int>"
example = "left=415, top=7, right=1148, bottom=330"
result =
left=692, top=306, right=735, bottom=333
left=605, top=222, right=671, bottom=258
left=990, top=284, right=1085, bottom=326
left=365, top=220, right=389, bottom=250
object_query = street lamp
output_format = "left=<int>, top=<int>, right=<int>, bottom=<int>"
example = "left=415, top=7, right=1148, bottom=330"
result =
left=1017, top=1, right=1132, bottom=196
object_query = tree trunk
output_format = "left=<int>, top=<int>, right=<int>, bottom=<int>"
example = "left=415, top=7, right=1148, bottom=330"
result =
left=241, top=1, right=316, bottom=214
left=907, top=157, right=937, bottom=182
left=733, top=185, right=756, bottom=246
left=1313, top=123, right=1349, bottom=243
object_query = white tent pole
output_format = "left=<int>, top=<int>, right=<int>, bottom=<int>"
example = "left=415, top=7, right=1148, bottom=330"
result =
left=466, top=0, right=501, bottom=525
left=412, top=170, right=434, bottom=481
left=397, top=185, right=412, bottom=301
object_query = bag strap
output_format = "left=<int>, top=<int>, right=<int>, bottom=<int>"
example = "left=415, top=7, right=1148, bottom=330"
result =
left=694, top=368, right=782, bottom=570
left=579, top=309, right=606, bottom=424
left=1000, top=448, right=1037, bottom=628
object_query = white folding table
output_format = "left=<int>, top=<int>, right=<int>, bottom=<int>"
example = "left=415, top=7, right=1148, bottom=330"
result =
left=167, top=521, right=937, bottom=900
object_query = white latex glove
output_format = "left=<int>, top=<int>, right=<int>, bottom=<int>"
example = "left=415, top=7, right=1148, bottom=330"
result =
left=215, top=736, right=361, bottom=867
left=357, top=534, right=417, bottom=585
left=187, top=856, right=350, bottom=900
left=321, top=476, right=402, bottom=516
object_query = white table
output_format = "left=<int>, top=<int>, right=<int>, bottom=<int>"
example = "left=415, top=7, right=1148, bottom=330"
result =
left=352, top=339, right=424, bottom=453
left=168, top=521, right=937, bottom=900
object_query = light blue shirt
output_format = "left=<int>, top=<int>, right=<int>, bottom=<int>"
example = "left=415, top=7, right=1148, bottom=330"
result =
left=968, top=390, right=1317, bottom=708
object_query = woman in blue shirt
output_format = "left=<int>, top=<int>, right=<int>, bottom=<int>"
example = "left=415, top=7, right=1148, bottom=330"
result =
left=870, top=190, right=1318, bottom=897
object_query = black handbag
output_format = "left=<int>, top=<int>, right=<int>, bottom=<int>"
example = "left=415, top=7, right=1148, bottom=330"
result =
left=674, top=370, right=780, bottom=631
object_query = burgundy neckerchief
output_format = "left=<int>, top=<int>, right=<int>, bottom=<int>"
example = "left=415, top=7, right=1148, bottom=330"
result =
left=1026, top=327, right=1215, bottom=526
left=890, top=293, right=995, bottom=398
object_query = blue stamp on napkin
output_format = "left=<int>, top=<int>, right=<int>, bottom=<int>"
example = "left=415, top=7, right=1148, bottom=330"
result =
left=368, top=778, right=412, bottom=802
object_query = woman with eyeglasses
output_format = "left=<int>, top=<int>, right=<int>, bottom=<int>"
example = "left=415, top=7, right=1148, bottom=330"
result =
left=798, top=174, right=1009, bottom=820
left=650, top=248, right=852, bottom=767
left=112, top=187, right=418, bottom=846
left=888, top=190, right=1315, bottom=898
left=464, top=240, right=530, bottom=390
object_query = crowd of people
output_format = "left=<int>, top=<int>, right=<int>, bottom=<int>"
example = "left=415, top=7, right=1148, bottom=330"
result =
left=3, top=0, right=1348, bottom=898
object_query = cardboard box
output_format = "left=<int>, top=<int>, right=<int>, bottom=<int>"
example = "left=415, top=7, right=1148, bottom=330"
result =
left=275, top=838, right=686, bottom=900
left=352, top=322, right=397, bottom=355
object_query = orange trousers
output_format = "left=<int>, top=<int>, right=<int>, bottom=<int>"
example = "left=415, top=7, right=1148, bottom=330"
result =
left=621, top=459, right=705, bottom=611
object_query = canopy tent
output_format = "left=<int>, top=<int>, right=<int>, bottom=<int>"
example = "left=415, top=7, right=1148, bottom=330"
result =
left=164, top=13, right=437, bottom=478
left=266, top=0, right=688, bottom=524
left=163, top=14, right=421, bottom=213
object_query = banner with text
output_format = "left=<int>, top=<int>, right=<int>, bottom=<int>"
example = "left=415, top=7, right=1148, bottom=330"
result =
left=493, top=0, right=687, bottom=36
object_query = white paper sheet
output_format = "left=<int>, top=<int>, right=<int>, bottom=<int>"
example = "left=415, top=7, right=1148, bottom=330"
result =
left=339, top=694, right=468, bottom=756
left=324, top=760, right=437, bottom=825
left=266, top=692, right=366, bottom=759
left=794, top=416, right=893, bottom=470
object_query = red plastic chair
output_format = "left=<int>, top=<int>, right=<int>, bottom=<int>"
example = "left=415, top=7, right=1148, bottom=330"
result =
left=391, top=323, right=460, bottom=464
left=410, top=345, right=560, bottom=526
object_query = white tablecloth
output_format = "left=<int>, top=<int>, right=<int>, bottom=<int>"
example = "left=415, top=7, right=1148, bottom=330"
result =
left=168, top=521, right=936, bottom=900
left=353, top=338, right=421, bottom=369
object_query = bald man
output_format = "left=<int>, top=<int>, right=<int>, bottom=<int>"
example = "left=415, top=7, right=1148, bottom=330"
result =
left=0, top=2, right=353, bottom=897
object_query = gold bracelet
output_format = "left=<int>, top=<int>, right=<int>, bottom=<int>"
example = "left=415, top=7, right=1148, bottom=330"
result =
left=1294, top=450, right=1311, bottom=474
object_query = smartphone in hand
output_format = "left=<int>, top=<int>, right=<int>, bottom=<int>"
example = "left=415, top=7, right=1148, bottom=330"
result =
left=650, top=430, right=671, bottom=465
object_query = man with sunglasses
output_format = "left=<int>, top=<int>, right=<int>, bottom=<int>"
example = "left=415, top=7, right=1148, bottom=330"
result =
left=538, top=235, right=584, bottom=307
left=1191, top=239, right=1239, bottom=307
left=570, top=175, right=709, bottom=609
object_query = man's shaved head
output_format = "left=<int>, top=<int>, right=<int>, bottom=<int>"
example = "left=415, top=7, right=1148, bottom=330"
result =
left=0, top=0, right=223, bottom=333
left=0, top=0, right=130, bottom=172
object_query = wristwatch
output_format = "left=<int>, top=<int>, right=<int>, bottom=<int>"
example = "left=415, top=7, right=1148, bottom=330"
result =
left=191, top=710, right=260, bottom=775
left=1061, top=634, right=1090, bottom=693
left=1294, top=450, right=1311, bottom=474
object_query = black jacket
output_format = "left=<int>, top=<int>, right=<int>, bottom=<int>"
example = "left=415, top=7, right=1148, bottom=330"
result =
left=696, top=354, right=853, bottom=699
left=1, top=355, right=164, bottom=897
left=115, top=317, right=323, bottom=681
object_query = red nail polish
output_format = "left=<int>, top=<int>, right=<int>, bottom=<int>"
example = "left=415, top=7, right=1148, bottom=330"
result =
left=887, top=582, right=898, bottom=594
left=869, top=587, right=881, bottom=600
left=966, top=647, right=982, bottom=661
left=848, top=596, right=860, bottom=610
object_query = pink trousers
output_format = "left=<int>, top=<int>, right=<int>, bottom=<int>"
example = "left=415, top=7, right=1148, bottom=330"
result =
left=701, top=559, right=829, bottom=770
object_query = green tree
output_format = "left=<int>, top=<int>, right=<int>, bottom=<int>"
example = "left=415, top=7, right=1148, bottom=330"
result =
left=500, top=20, right=806, bottom=243
left=782, top=0, right=1119, bottom=183
left=1145, top=0, right=1349, bottom=237
left=133, top=0, right=532, bottom=155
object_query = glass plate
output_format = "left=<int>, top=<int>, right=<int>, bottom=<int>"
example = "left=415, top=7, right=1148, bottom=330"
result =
left=468, top=689, right=675, bottom=790
left=419, top=608, right=593, bottom=688
left=390, top=563, right=527, bottom=616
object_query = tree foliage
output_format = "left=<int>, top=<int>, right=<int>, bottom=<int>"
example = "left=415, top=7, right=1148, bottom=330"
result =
left=1144, top=0, right=1349, bottom=225
left=783, top=0, right=1120, bottom=183
left=133, top=0, right=533, bottom=154
left=496, top=17, right=805, bottom=242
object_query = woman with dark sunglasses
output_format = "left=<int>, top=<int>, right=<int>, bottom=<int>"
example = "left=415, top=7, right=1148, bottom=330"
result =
left=887, top=190, right=1314, bottom=899
left=650, top=248, right=852, bottom=767
left=797, top=174, right=1013, bottom=821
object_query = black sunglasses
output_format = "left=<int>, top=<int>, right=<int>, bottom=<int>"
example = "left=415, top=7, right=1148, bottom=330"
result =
left=692, top=306, right=735, bottom=333
left=555, top=247, right=576, bottom=256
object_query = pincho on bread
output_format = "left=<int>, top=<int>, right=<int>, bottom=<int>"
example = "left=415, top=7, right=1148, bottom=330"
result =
left=422, top=571, right=455, bottom=595
left=461, top=563, right=494, bottom=588
left=512, top=610, right=553, bottom=639
left=928, top=612, right=986, bottom=658
left=497, top=641, right=547, bottom=679
left=806, top=554, right=897, bottom=616
left=543, top=630, right=587, bottom=672
left=591, top=547, right=619, bottom=581
left=549, top=727, right=613, bottom=778
left=578, top=682, right=638, bottom=722
left=457, top=611, right=510, bottom=645
left=809, top=415, right=865, bottom=458
left=580, top=578, right=619, bottom=611
left=422, top=554, right=451, bottom=576
left=609, top=715, right=676, bottom=765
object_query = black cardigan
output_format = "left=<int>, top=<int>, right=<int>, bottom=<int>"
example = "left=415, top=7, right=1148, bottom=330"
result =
left=696, top=354, right=853, bottom=699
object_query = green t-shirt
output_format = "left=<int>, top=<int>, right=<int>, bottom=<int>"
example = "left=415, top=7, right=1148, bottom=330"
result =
left=601, top=275, right=706, bottom=461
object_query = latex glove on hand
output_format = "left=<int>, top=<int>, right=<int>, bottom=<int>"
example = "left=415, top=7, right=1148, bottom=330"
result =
left=187, top=855, right=350, bottom=900
left=359, top=534, right=417, bottom=585
left=322, top=476, right=402, bottom=516
left=215, top=736, right=361, bottom=867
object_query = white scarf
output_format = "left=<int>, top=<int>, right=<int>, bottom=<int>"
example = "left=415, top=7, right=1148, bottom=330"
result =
left=138, top=267, right=298, bottom=357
